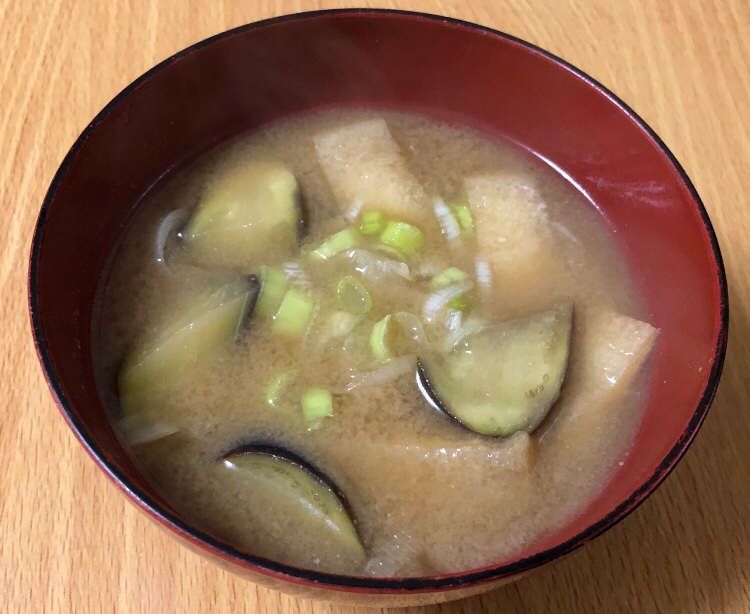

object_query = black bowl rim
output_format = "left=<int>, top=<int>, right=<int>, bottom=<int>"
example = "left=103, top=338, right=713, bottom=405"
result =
left=28, top=8, right=729, bottom=594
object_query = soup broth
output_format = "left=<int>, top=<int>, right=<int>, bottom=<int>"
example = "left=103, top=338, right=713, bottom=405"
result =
left=94, top=110, right=657, bottom=577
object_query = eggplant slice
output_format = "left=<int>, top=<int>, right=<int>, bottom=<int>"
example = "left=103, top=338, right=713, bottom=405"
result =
left=182, top=161, right=305, bottom=268
left=221, top=444, right=365, bottom=560
left=418, top=305, right=573, bottom=437
left=118, top=276, right=259, bottom=410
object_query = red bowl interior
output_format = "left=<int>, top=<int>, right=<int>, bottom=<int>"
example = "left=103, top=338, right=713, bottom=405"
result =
left=29, top=9, right=727, bottom=598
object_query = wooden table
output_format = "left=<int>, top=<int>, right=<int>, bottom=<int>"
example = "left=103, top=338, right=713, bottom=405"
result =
left=2, top=1, right=748, bottom=612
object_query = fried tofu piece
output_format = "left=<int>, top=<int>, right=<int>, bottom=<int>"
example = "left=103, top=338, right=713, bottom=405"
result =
left=568, top=310, right=658, bottom=421
left=466, top=173, right=554, bottom=280
left=545, top=309, right=658, bottom=444
left=314, top=119, right=428, bottom=223
left=503, top=431, right=538, bottom=473
left=343, top=429, right=537, bottom=477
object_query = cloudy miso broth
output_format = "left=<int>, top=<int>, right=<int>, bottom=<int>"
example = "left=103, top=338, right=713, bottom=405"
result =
left=94, top=110, right=658, bottom=576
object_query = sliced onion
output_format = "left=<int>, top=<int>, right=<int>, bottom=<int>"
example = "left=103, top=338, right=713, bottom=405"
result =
left=319, top=311, right=360, bottom=345
left=283, top=260, right=312, bottom=290
left=421, top=279, right=473, bottom=323
left=344, top=249, right=410, bottom=281
left=340, top=328, right=371, bottom=368
left=343, top=199, right=364, bottom=222
left=433, top=198, right=461, bottom=242
left=119, top=415, right=178, bottom=446
left=393, top=312, right=429, bottom=347
left=155, top=209, right=188, bottom=265
left=551, top=221, right=581, bottom=245
left=445, top=309, right=463, bottom=332
left=343, top=355, right=416, bottom=392
left=441, top=316, right=489, bottom=352
left=475, top=258, right=492, bottom=294
left=365, top=530, right=420, bottom=577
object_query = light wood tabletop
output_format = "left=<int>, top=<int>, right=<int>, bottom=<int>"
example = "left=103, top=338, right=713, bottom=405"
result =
left=2, top=1, right=749, bottom=612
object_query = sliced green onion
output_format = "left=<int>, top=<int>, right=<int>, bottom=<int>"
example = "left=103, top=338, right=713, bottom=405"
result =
left=266, top=369, right=298, bottom=409
left=311, top=227, right=358, bottom=260
left=380, top=221, right=424, bottom=255
left=430, top=267, right=469, bottom=290
left=336, top=276, right=373, bottom=315
left=256, top=266, right=287, bottom=318
left=369, top=314, right=393, bottom=362
left=359, top=211, right=385, bottom=235
left=452, top=204, right=474, bottom=235
left=272, top=289, right=315, bottom=337
left=301, top=387, right=334, bottom=425
left=449, top=295, right=472, bottom=312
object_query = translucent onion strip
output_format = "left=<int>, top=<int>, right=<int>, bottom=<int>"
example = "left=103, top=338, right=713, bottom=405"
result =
left=422, top=279, right=473, bottom=323
left=345, top=249, right=410, bottom=281
left=343, top=199, right=364, bottom=222
left=441, top=317, right=489, bottom=352
left=445, top=309, right=463, bottom=332
left=433, top=199, right=461, bottom=242
left=283, top=261, right=312, bottom=290
left=155, top=209, right=188, bottom=265
left=393, top=312, right=429, bottom=347
left=475, top=258, right=493, bottom=294
left=266, top=369, right=299, bottom=409
left=343, top=355, right=416, bottom=392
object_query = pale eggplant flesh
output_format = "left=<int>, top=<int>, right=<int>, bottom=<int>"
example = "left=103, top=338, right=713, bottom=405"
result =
left=181, top=161, right=307, bottom=268
left=118, top=275, right=260, bottom=411
left=221, top=444, right=366, bottom=560
left=417, top=305, right=573, bottom=437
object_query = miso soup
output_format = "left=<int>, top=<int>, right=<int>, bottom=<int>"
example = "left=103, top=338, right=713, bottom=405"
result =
left=94, top=110, right=657, bottom=577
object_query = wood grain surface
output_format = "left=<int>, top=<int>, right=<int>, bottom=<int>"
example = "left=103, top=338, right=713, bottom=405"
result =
left=2, top=0, right=748, bottom=612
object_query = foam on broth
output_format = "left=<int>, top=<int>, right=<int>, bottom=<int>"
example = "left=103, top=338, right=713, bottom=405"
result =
left=94, top=110, right=649, bottom=577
